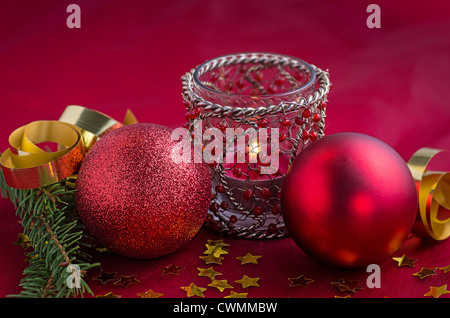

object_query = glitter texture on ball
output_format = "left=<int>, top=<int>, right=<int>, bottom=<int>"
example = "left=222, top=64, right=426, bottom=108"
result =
left=76, top=123, right=212, bottom=259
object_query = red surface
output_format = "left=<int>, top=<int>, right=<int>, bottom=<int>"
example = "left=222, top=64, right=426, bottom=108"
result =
left=0, top=0, right=449, bottom=298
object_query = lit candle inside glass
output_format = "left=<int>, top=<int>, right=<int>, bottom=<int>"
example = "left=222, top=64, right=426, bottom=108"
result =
left=249, top=140, right=259, bottom=163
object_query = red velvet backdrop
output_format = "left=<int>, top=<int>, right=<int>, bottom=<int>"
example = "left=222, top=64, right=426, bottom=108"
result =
left=0, top=0, right=449, bottom=298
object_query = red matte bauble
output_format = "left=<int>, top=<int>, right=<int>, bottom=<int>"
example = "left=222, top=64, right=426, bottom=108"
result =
left=76, top=123, right=211, bottom=259
left=281, top=132, right=418, bottom=269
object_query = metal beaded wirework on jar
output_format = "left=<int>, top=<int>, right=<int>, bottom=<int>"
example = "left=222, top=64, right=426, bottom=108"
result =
left=181, top=52, right=331, bottom=239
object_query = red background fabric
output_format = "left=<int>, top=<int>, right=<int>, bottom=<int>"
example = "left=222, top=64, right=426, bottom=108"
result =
left=0, top=0, right=449, bottom=298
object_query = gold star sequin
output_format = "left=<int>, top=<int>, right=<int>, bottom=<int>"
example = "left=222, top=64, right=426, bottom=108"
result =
left=95, top=292, right=121, bottom=298
left=160, top=264, right=185, bottom=275
left=199, top=254, right=224, bottom=265
left=236, top=253, right=261, bottom=265
left=95, top=247, right=111, bottom=253
left=93, top=271, right=118, bottom=284
left=25, top=253, right=38, bottom=261
left=13, top=233, right=31, bottom=250
left=288, top=275, right=314, bottom=287
left=180, top=283, right=207, bottom=298
left=413, top=267, right=437, bottom=279
left=204, top=245, right=229, bottom=258
left=207, top=239, right=230, bottom=247
left=197, top=267, right=222, bottom=281
left=439, top=265, right=450, bottom=273
left=224, top=291, right=248, bottom=298
left=113, top=275, right=140, bottom=288
left=424, top=285, right=450, bottom=298
left=392, top=254, right=417, bottom=267
left=235, top=275, right=260, bottom=288
left=137, top=289, right=164, bottom=298
left=208, top=279, right=234, bottom=292
left=331, top=278, right=364, bottom=293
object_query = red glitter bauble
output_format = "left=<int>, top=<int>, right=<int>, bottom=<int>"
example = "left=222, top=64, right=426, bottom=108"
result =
left=281, top=133, right=417, bottom=269
left=76, top=123, right=211, bottom=259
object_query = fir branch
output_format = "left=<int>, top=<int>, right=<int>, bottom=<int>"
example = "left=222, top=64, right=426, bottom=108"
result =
left=0, top=170, right=99, bottom=298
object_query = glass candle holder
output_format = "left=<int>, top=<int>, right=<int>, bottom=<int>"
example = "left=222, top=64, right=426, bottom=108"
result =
left=181, top=52, right=331, bottom=238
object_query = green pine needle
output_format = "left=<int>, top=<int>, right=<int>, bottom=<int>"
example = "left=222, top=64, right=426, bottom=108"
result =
left=0, top=170, right=99, bottom=298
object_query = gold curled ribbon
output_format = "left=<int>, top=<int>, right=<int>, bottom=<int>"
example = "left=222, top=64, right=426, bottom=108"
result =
left=1, top=106, right=138, bottom=189
left=407, top=148, right=450, bottom=241
left=0, top=121, right=84, bottom=189
left=59, top=105, right=137, bottom=150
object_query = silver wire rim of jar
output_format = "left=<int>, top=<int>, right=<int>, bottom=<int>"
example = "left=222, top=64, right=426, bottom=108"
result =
left=181, top=52, right=331, bottom=120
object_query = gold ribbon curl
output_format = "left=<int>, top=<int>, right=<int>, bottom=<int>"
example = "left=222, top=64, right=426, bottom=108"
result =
left=0, top=106, right=138, bottom=189
left=407, top=148, right=450, bottom=241
left=59, top=105, right=137, bottom=150
left=0, top=121, right=84, bottom=189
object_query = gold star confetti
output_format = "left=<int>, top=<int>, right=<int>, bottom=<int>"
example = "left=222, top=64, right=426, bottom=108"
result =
left=113, top=275, right=140, bottom=288
left=197, top=267, right=222, bottom=281
left=236, top=253, right=261, bottom=265
left=424, top=285, right=450, bottom=298
left=208, top=279, right=234, bottom=292
left=180, top=283, right=207, bottom=298
left=25, top=253, right=38, bottom=262
left=159, top=264, right=185, bottom=275
left=93, top=271, right=118, bottom=284
left=413, top=267, right=437, bottom=279
left=199, top=254, right=224, bottom=265
left=288, top=275, right=314, bottom=287
left=235, top=275, right=260, bottom=288
left=331, top=278, right=364, bottom=293
left=13, top=233, right=31, bottom=250
left=224, top=291, right=248, bottom=298
left=95, top=247, right=111, bottom=253
left=207, top=239, right=230, bottom=247
left=439, top=265, right=450, bottom=273
left=204, top=244, right=229, bottom=258
left=392, top=254, right=417, bottom=267
left=95, top=292, right=121, bottom=298
left=137, top=289, right=164, bottom=298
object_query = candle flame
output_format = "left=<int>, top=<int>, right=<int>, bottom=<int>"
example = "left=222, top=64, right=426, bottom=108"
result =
left=250, top=141, right=259, bottom=154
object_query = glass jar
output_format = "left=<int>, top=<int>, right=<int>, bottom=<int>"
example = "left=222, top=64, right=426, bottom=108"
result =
left=181, top=52, right=331, bottom=238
